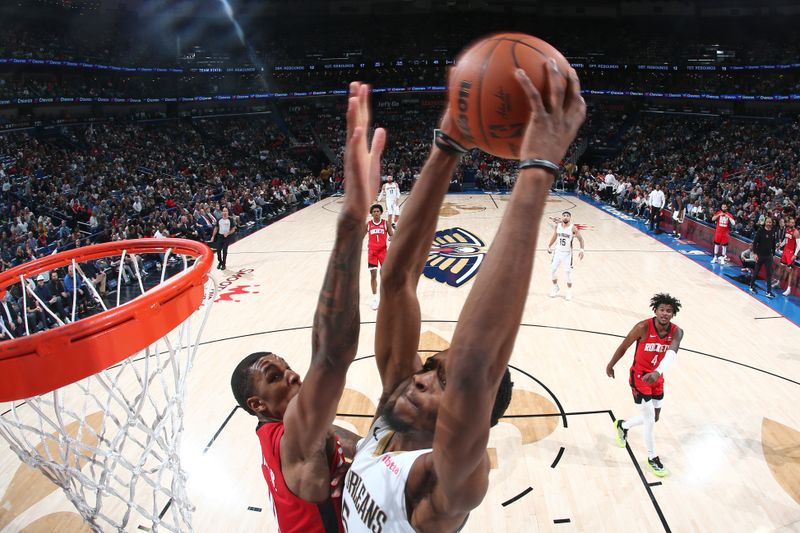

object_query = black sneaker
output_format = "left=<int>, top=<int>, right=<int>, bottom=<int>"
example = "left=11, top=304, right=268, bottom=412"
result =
left=766, top=291, right=775, bottom=299
left=647, top=456, right=669, bottom=477
left=613, top=419, right=628, bottom=447
left=749, top=286, right=756, bottom=294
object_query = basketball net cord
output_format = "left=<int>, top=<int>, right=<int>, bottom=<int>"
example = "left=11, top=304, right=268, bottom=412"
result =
left=0, top=248, right=216, bottom=532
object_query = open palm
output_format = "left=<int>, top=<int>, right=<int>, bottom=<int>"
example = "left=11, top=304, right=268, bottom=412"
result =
left=342, top=82, right=386, bottom=221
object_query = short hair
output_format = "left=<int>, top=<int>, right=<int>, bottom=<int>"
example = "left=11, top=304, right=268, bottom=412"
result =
left=650, top=293, right=682, bottom=315
left=231, top=352, right=271, bottom=416
left=562, top=211, right=572, bottom=216
left=370, top=203, right=383, bottom=214
left=491, top=368, right=514, bottom=427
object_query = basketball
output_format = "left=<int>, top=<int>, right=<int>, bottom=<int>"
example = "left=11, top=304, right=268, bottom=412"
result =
left=448, top=32, right=573, bottom=159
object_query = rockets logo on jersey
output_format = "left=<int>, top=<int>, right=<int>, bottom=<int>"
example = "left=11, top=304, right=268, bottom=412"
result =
left=716, top=213, right=734, bottom=229
left=423, top=227, right=486, bottom=288
left=643, top=342, right=670, bottom=353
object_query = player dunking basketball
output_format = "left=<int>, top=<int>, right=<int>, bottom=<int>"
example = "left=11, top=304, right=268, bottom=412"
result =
left=379, top=175, right=401, bottom=229
left=547, top=210, right=584, bottom=301
left=229, top=82, right=385, bottom=532
left=606, top=293, right=684, bottom=477
left=367, top=203, right=393, bottom=310
left=341, top=64, right=585, bottom=532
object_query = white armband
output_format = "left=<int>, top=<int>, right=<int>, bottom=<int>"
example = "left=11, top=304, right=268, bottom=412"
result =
left=655, top=349, right=677, bottom=375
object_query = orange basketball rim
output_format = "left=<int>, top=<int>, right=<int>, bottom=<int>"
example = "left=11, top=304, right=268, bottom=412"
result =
left=0, top=239, right=213, bottom=402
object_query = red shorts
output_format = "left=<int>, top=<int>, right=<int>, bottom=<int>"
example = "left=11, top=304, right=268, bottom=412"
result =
left=781, top=249, right=796, bottom=267
left=368, top=247, right=386, bottom=268
left=629, top=368, right=664, bottom=403
left=714, top=229, right=730, bottom=246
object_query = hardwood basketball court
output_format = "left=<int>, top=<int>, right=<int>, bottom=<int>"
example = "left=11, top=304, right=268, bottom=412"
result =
left=2, top=193, right=799, bottom=532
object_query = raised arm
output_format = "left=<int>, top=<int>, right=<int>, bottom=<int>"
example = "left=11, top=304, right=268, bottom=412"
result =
left=606, top=320, right=648, bottom=378
left=280, top=82, right=385, bottom=498
left=420, top=64, right=586, bottom=524
left=374, top=111, right=466, bottom=408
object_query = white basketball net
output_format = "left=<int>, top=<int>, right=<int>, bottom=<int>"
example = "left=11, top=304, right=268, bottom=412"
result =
left=0, top=248, right=215, bottom=532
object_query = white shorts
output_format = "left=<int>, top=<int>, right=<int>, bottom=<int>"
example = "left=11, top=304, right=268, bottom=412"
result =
left=386, top=201, right=401, bottom=216
left=551, top=251, right=573, bottom=278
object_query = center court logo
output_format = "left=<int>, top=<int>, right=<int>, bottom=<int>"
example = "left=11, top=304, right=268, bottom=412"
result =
left=423, top=227, right=486, bottom=288
left=209, top=268, right=260, bottom=303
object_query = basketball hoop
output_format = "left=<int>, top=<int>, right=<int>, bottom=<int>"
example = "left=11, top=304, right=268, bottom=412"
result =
left=0, top=239, right=215, bottom=532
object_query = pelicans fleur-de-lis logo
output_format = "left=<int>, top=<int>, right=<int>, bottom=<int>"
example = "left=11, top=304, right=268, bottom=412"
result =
left=423, top=227, right=486, bottom=288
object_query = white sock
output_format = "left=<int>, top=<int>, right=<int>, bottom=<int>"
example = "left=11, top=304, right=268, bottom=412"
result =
left=722, top=246, right=727, bottom=257
left=622, top=416, right=643, bottom=430
left=714, top=245, right=720, bottom=256
left=641, top=401, right=657, bottom=459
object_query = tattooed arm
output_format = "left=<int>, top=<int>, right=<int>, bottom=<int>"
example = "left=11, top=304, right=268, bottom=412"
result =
left=279, top=82, right=386, bottom=501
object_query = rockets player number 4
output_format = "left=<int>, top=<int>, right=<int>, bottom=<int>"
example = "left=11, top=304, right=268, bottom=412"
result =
left=605, top=293, right=684, bottom=477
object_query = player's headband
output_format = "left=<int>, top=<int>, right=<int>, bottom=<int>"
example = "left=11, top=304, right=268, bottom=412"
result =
left=562, top=211, right=572, bottom=216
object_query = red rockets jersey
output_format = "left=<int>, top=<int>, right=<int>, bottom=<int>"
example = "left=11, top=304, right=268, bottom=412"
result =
left=633, top=318, right=677, bottom=374
left=714, top=211, right=735, bottom=231
left=257, top=421, right=345, bottom=533
left=367, top=219, right=388, bottom=251
left=784, top=228, right=797, bottom=256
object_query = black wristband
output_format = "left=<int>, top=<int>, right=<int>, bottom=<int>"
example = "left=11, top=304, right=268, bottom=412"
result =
left=519, top=158, right=560, bottom=176
left=433, top=129, right=468, bottom=155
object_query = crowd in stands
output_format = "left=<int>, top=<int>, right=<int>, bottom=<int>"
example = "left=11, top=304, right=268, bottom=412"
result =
left=0, top=116, right=333, bottom=337
left=577, top=114, right=799, bottom=243
left=2, top=103, right=799, bottom=335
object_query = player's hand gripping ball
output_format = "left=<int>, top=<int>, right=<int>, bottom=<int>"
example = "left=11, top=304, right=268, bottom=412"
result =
left=448, top=32, right=574, bottom=159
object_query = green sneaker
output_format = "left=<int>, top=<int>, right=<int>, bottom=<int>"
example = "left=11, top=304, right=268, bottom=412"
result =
left=613, top=419, right=628, bottom=448
left=647, top=456, right=670, bottom=477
